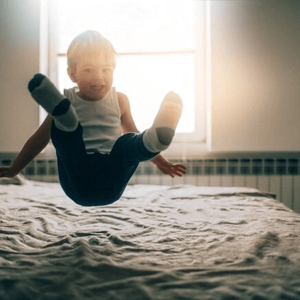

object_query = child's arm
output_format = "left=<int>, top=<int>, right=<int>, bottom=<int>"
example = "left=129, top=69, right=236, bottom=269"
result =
left=118, top=93, right=186, bottom=177
left=0, top=115, right=53, bottom=178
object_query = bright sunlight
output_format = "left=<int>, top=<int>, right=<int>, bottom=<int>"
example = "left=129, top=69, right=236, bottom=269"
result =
left=51, top=0, right=196, bottom=133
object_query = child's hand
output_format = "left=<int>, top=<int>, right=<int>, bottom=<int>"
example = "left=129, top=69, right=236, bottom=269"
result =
left=157, top=161, right=186, bottom=178
left=0, top=166, right=18, bottom=178
left=151, top=155, right=186, bottom=178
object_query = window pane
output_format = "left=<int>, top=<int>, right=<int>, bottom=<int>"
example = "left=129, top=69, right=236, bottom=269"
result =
left=54, top=0, right=195, bottom=53
left=114, top=54, right=195, bottom=133
left=53, top=0, right=200, bottom=136
left=58, top=53, right=195, bottom=133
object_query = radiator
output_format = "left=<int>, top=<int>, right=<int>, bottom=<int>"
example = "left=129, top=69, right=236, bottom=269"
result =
left=1, top=153, right=300, bottom=213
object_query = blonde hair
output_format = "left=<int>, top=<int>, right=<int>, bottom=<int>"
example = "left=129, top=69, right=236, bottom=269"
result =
left=67, top=30, right=117, bottom=69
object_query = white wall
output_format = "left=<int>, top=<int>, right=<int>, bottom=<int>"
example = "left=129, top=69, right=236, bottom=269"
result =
left=0, top=0, right=40, bottom=152
left=211, top=0, right=300, bottom=152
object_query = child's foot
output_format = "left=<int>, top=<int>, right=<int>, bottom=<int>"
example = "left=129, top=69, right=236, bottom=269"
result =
left=28, top=74, right=78, bottom=131
left=143, top=92, right=182, bottom=153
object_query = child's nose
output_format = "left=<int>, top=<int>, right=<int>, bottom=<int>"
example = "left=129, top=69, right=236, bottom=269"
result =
left=94, top=70, right=104, bottom=80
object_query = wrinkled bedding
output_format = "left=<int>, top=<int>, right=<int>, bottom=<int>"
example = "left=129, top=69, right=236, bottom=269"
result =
left=1, top=179, right=300, bottom=300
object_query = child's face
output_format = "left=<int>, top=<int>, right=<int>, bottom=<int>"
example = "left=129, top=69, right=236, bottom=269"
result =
left=68, top=52, right=114, bottom=101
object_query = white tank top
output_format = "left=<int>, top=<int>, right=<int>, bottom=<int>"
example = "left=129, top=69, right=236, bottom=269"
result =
left=64, top=87, right=122, bottom=154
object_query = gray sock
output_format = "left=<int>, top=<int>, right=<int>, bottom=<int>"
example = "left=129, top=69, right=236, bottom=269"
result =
left=28, top=74, right=78, bottom=132
left=143, top=92, right=182, bottom=153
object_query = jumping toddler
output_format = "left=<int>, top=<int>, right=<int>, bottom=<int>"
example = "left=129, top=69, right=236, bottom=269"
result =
left=0, top=30, right=186, bottom=206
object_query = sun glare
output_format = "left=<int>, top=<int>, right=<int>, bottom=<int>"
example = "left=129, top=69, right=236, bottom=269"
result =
left=52, top=0, right=196, bottom=132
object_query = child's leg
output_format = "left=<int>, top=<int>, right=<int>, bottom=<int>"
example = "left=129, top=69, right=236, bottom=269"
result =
left=104, top=133, right=153, bottom=202
left=103, top=94, right=182, bottom=203
left=142, top=92, right=182, bottom=153
left=28, top=74, right=78, bottom=132
left=51, top=121, right=109, bottom=206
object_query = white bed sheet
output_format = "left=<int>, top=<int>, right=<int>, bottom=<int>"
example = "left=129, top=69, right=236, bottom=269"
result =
left=1, top=180, right=300, bottom=300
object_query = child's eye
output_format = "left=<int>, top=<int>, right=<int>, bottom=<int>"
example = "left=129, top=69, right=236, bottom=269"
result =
left=84, top=69, right=93, bottom=73
left=104, top=68, right=111, bottom=73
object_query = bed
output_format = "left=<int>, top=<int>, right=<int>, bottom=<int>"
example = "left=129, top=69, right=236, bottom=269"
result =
left=1, top=176, right=300, bottom=300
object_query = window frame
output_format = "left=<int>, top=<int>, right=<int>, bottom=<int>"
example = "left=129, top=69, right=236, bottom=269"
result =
left=41, top=0, right=211, bottom=158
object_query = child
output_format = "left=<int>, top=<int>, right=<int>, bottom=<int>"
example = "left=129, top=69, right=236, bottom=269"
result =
left=0, top=30, right=186, bottom=206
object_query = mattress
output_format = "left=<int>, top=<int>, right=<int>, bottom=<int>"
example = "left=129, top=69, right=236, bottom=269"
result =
left=1, top=177, right=300, bottom=300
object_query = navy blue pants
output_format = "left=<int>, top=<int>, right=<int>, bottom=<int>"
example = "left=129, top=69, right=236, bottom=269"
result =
left=51, top=122, right=158, bottom=206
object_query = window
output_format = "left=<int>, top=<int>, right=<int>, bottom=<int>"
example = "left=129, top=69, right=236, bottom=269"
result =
left=43, top=0, right=211, bottom=157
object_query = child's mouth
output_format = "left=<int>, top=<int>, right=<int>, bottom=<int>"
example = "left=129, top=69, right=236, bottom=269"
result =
left=91, top=85, right=104, bottom=89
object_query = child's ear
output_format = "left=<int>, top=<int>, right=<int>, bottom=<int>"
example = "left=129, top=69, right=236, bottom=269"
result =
left=67, top=67, right=77, bottom=83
